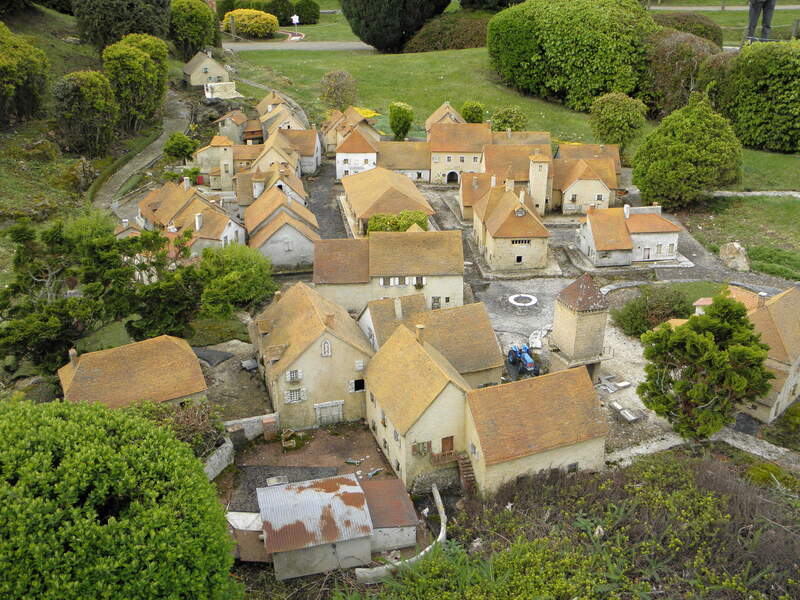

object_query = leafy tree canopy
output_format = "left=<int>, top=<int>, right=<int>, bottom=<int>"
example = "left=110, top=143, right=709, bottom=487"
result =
left=0, top=400, right=237, bottom=600
left=320, top=69, right=357, bottom=111
left=389, top=101, right=413, bottom=140
left=0, top=22, right=49, bottom=126
left=490, top=105, right=526, bottom=131
left=589, top=92, right=647, bottom=153
left=367, top=210, right=429, bottom=233
left=461, top=100, right=485, bottom=123
left=341, top=0, right=451, bottom=53
left=170, top=0, right=218, bottom=61
left=294, top=0, right=320, bottom=25
left=639, top=292, right=773, bottom=439
left=164, top=132, right=201, bottom=163
left=73, top=0, right=170, bottom=49
left=53, top=70, right=119, bottom=157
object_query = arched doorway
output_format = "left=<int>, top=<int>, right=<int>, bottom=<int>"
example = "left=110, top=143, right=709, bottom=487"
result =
left=446, top=171, right=459, bottom=184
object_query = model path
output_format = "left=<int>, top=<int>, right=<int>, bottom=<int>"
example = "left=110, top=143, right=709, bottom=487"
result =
left=93, top=90, right=191, bottom=211
left=223, top=40, right=373, bottom=52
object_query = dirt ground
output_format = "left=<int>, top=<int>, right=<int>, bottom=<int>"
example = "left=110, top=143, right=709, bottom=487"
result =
left=235, top=422, right=395, bottom=481
left=201, top=340, right=272, bottom=421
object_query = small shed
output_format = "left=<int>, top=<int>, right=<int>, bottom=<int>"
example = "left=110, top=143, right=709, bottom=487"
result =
left=183, top=51, right=229, bottom=87
left=256, top=474, right=374, bottom=580
left=361, top=478, right=418, bottom=552
left=227, top=512, right=270, bottom=563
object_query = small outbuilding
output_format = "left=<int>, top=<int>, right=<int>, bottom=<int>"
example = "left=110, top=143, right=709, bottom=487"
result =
left=183, top=51, right=229, bottom=87
left=360, top=478, right=419, bottom=552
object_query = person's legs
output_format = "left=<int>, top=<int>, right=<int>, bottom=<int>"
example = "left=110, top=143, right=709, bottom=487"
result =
left=747, top=0, right=765, bottom=40
left=761, top=0, right=777, bottom=40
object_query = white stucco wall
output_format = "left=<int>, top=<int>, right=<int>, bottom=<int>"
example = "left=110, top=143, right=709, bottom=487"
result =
left=394, top=169, right=431, bottom=183
left=560, top=180, right=611, bottom=214
left=431, top=152, right=481, bottom=184
left=218, top=121, right=244, bottom=144
left=254, top=224, right=315, bottom=270
left=371, top=527, right=417, bottom=552
left=577, top=221, right=632, bottom=267
left=336, top=152, right=377, bottom=180
left=630, top=231, right=679, bottom=262
left=315, top=275, right=463, bottom=314
left=273, top=537, right=371, bottom=580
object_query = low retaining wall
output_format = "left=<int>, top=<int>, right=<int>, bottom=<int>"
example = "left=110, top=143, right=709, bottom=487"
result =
left=355, top=484, right=447, bottom=585
left=204, top=436, right=234, bottom=481
left=223, top=413, right=280, bottom=447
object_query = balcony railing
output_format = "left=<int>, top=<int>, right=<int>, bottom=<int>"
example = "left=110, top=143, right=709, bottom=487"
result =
left=430, top=450, right=457, bottom=466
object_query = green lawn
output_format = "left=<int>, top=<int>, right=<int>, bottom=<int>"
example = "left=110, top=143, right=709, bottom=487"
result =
left=660, top=9, right=800, bottom=44
left=656, top=281, right=725, bottom=303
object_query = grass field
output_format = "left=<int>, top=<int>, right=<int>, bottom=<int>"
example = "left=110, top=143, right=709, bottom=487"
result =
left=657, top=281, right=725, bottom=302
left=661, top=9, right=800, bottom=44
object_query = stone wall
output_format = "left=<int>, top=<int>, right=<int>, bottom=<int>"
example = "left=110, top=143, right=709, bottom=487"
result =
left=204, top=436, right=234, bottom=480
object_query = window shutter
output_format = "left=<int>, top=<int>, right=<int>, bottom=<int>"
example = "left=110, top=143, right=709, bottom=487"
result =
left=422, top=276, right=427, bottom=285
left=297, top=369, right=303, bottom=380
left=348, top=380, right=355, bottom=393
left=355, top=359, right=364, bottom=371
left=285, top=371, right=291, bottom=382
left=300, top=388, right=307, bottom=400
left=412, top=442, right=419, bottom=456
left=283, top=391, right=290, bottom=402
left=390, top=277, right=398, bottom=286
left=426, top=441, right=432, bottom=454
left=402, top=277, right=409, bottom=285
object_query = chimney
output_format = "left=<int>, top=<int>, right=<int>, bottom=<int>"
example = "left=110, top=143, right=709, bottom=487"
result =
left=599, top=144, right=605, bottom=152
left=325, top=313, right=335, bottom=327
left=121, top=218, right=129, bottom=229
left=490, top=175, right=496, bottom=188
left=758, top=292, right=767, bottom=308
left=68, top=348, right=78, bottom=367
left=415, top=324, right=425, bottom=344
left=506, top=128, right=511, bottom=139
left=274, top=290, right=282, bottom=303
left=394, top=297, right=403, bottom=320
left=623, top=204, right=630, bottom=219
left=472, top=176, right=478, bottom=190
left=519, top=190, right=525, bottom=204
left=194, top=213, right=203, bottom=231
left=182, top=176, right=191, bottom=191
left=504, top=178, right=514, bottom=192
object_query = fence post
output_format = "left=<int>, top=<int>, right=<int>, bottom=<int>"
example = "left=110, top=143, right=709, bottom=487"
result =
left=793, top=19, right=799, bottom=40
left=229, top=15, right=236, bottom=39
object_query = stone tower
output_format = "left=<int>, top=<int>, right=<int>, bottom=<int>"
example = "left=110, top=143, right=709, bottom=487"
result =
left=549, top=274, right=609, bottom=377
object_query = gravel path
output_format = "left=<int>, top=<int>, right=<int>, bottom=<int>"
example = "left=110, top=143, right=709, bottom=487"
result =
left=93, top=90, right=191, bottom=211
left=224, top=40, right=373, bottom=52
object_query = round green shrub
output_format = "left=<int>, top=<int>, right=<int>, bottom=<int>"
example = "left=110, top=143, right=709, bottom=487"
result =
left=653, top=12, right=723, bottom=48
left=170, top=0, right=218, bottom=61
left=0, top=400, right=237, bottom=600
left=487, top=0, right=658, bottom=111
left=267, top=0, right=294, bottom=26
left=223, top=8, right=279, bottom=37
left=701, top=41, right=800, bottom=153
left=643, top=28, right=720, bottom=118
left=404, top=10, right=489, bottom=53
left=294, top=0, right=320, bottom=24
left=461, top=100, right=485, bottom=123
left=389, top=101, right=414, bottom=140
left=633, top=93, right=742, bottom=211
left=0, top=22, right=49, bottom=126
left=589, top=92, right=647, bottom=152
left=53, top=71, right=119, bottom=157
left=490, top=105, right=526, bottom=131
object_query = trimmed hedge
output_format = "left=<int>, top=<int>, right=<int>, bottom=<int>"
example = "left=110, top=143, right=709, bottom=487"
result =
left=223, top=8, right=279, bottom=37
left=700, top=40, right=800, bottom=153
left=488, top=0, right=658, bottom=111
left=405, top=10, right=490, bottom=53
left=653, top=12, right=723, bottom=48
left=643, top=28, right=720, bottom=118
left=294, top=0, right=320, bottom=24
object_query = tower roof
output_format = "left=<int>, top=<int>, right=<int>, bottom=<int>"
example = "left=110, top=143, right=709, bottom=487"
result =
left=557, top=274, right=607, bottom=311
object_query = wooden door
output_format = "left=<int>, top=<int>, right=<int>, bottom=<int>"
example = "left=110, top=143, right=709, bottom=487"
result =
left=441, top=436, right=454, bottom=453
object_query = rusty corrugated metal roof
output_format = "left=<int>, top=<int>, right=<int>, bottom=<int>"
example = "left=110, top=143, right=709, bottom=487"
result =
left=361, top=479, right=418, bottom=529
left=256, top=474, right=373, bottom=554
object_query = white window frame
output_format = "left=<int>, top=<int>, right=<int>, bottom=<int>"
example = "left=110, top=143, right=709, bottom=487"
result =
left=321, top=339, right=332, bottom=357
left=355, top=359, right=365, bottom=371
left=284, top=388, right=305, bottom=404
left=596, top=194, right=603, bottom=202
left=286, top=369, right=302, bottom=382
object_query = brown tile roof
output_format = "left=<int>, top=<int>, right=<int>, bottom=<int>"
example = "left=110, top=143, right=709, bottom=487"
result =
left=280, top=128, right=319, bottom=157
left=210, top=135, right=234, bottom=147
left=321, top=109, right=344, bottom=134
left=727, top=285, right=760, bottom=312
left=368, top=230, right=463, bottom=276
left=248, top=212, right=320, bottom=250
left=251, top=282, right=373, bottom=374
left=233, top=144, right=263, bottom=161
left=258, top=104, right=300, bottom=129
left=429, top=123, right=492, bottom=153
left=467, top=366, right=607, bottom=465
left=491, top=130, right=551, bottom=147
left=557, top=143, right=622, bottom=174
left=460, top=172, right=493, bottom=209
left=214, top=110, right=248, bottom=126
left=244, top=119, right=263, bottom=133
left=336, top=129, right=377, bottom=154
left=313, top=239, right=370, bottom=284
left=255, top=90, right=287, bottom=116
left=585, top=207, right=633, bottom=251
left=245, top=187, right=318, bottom=233
left=343, top=106, right=368, bottom=126
left=557, top=274, right=608, bottom=311
left=342, top=167, right=433, bottom=220
left=625, top=213, right=681, bottom=234
left=362, top=295, right=429, bottom=346
left=360, top=478, right=418, bottom=528
left=376, top=141, right=431, bottom=170
left=748, top=287, right=800, bottom=365
left=57, top=336, right=206, bottom=408
left=366, top=325, right=470, bottom=434
left=476, top=187, right=549, bottom=239
left=553, top=157, right=618, bottom=191
left=425, top=101, right=465, bottom=132
left=483, top=144, right=550, bottom=181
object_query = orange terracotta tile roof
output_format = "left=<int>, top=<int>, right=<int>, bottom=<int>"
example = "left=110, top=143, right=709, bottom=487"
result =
left=214, top=110, right=248, bottom=126
left=245, top=187, right=318, bottom=233
left=477, top=187, right=549, bottom=239
left=313, top=239, right=370, bottom=284
left=57, top=336, right=206, bottom=408
left=557, top=274, right=608, bottom=311
left=210, top=135, right=234, bottom=147
left=727, top=285, right=760, bottom=312
left=557, top=143, right=621, bottom=174
left=342, top=167, right=433, bottom=220
left=553, top=157, right=618, bottom=191
left=585, top=207, right=633, bottom=251
left=244, top=119, right=263, bottom=134
left=429, top=122, right=492, bottom=153
left=483, top=144, right=550, bottom=181
left=248, top=212, right=320, bottom=250
left=460, top=172, right=493, bottom=208
left=366, top=325, right=470, bottom=434
left=336, top=129, right=377, bottom=154
left=625, top=213, right=681, bottom=234
left=280, top=128, right=319, bottom=157
left=376, top=141, right=431, bottom=170
left=251, top=282, right=373, bottom=374
left=748, top=287, right=800, bottom=365
left=425, top=101, right=465, bottom=132
left=467, top=366, right=607, bottom=465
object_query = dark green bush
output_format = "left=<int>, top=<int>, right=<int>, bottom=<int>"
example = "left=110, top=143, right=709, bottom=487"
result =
left=653, top=12, right=723, bottom=48
left=170, top=0, right=218, bottom=61
left=341, top=0, right=451, bottom=53
left=0, top=0, right=31, bottom=16
left=0, top=22, right=49, bottom=126
left=53, top=71, right=119, bottom=157
left=461, top=100, right=485, bottom=123
left=267, top=0, right=294, bottom=25
left=488, top=0, right=658, bottom=111
left=611, top=285, right=692, bottom=337
left=643, top=28, right=720, bottom=117
left=404, top=10, right=490, bottom=53
left=460, top=0, right=522, bottom=8
left=294, top=0, right=320, bottom=24
left=633, top=93, right=741, bottom=211
left=216, top=0, right=235, bottom=19
left=73, top=0, right=170, bottom=49
left=38, top=0, right=74, bottom=14
left=700, top=40, right=800, bottom=153
left=589, top=92, right=647, bottom=152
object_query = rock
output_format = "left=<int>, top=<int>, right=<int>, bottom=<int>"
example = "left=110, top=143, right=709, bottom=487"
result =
left=719, top=242, right=750, bottom=272
left=2, top=355, right=18, bottom=373
left=63, top=157, right=100, bottom=192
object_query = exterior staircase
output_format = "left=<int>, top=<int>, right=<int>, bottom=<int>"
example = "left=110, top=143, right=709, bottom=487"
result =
left=456, top=452, right=476, bottom=493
